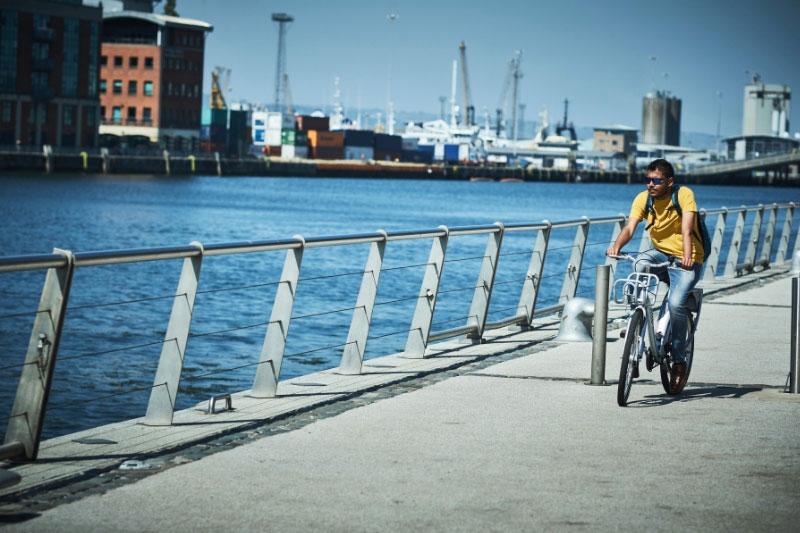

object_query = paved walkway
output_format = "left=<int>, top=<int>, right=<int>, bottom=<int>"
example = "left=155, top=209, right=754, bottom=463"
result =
left=4, top=273, right=800, bottom=531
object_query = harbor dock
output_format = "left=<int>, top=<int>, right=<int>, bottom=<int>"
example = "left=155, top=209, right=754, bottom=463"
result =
left=2, top=266, right=798, bottom=530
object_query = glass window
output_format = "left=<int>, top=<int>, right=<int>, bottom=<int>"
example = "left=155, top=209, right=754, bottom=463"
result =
left=144, top=57, right=153, bottom=69
left=167, top=82, right=172, bottom=96
left=114, top=56, right=122, bottom=67
left=113, top=80, right=122, bottom=94
left=100, top=105, right=105, bottom=118
left=112, top=106, right=121, bottom=123
left=61, top=19, right=79, bottom=97
left=99, top=79, right=106, bottom=93
left=194, top=84, right=199, bottom=97
left=143, top=81, right=153, bottom=96
left=180, top=83, right=186, bottom=96
left=142, top=107, right=152, bottom=124
left=100, top=55, right=107, bottom=66
left=0, top=11, right=19, bottom=93
left=127, top=106, right=136, bottom=119
left=128, top=80, right=137, bottom=95
left=129, top=57, right=138, bottom=68
left=63, top=105, right=73, bottom=127
left=2, top=101, right=11, bottom=123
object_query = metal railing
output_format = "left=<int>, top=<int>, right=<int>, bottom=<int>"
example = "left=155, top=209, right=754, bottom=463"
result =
left=0, top=203, right=797, bottom=460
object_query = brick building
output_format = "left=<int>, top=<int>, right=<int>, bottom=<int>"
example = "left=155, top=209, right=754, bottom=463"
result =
left=0, top=0, right=102, bottom=148
left=99, top=5, right=212, bottom=151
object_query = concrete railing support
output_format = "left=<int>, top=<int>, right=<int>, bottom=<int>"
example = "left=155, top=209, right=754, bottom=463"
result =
left=405, top=227, right=449, bottom=357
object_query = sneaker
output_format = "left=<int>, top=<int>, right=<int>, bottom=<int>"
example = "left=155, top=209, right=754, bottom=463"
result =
left=670, top=362, right=687, bottom=391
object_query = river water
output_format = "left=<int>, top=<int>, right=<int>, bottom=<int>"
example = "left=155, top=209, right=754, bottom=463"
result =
left=0, top=174, right=797, bottom=438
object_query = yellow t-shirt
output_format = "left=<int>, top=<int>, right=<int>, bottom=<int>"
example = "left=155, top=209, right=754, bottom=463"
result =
left=630, top=186, right=704, bottom=264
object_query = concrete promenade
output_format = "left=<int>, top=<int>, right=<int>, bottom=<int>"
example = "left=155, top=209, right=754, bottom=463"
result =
left=3, top=270, right=800, bottom=530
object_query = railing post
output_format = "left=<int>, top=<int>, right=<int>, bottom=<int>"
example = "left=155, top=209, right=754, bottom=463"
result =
left=143, top=242, right=203, bottom=425
left=251, top=237, right=304, bottom=397
left=339, top=233, right=387, bottom=374
left=516, top=222, right=551, bottom=328
left=638, top=224, right=652, bottom=253
left=559, top=217, right=590, bottom=305
left=702, top=208, right=727, bottom=282
left=742, top=204, right=764, bottom=272
left=4, top=249, right=74, bottom=459
left=604, top=217, right=625, bottom=289
left=758, top=203, right=778, bottom=267
left=775, top=203, right=795, bottom=264
left=723, top=208, right=746, bottom=278
left=163, top=149, right=170, bottom=175
left=404, top=226, right=449, bottom=358
left=466, top=223, right=504, bottom=342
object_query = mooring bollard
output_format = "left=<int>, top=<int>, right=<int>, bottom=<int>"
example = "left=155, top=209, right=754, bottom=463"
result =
left=590, top=265, right=611, bottom=385
left=791, top=276, right=800, bottom=394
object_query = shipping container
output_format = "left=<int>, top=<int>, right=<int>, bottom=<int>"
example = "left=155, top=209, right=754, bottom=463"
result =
left=401, top=138, right=419, bottom=151
left=281, top=145, right=309, bottom=159
left=295, top=115, right=329, bottom=132
left=307, top=130, right=344, bottom=147
left=344, top=146, right=374, bottom=160
left=201, top=108, right=228, bottom=127
left=264, top=145, right=281, bottom=157
left=444, top=144, right=460, bottom=162
left=374, top=133, right=402, bottom=151
left=266, top=112, right=295, bottom=131
left=280, top=129, right=308, bottom=146
left=401, top=149, right=433, bottom=164
left=311, top=146, right=344, bottom=159
left=433, top=144, right=445, bottom=160
left=200, top=124, right=226, bottom=143
left=458, top=144, right=470, bottom=161
left=253, top=128, right=266, bottom=145
left=417, top=144, right=435, bottom=153
left=252, top=111, right=267, bottom=129
left=373, top=150, right=401, bottom=162
left=229, top=110, right=248, bottom=132
left=265, top=129, right=282, bottom=147
left=337, top=129, right=374, bottom=147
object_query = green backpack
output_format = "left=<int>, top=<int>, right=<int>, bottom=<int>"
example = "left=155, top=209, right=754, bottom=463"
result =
left=644, top=185, right=712, bottom=263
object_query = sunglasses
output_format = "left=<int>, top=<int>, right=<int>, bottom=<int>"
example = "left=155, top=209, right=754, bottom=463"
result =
left=645, top=177, right=663, bottom=185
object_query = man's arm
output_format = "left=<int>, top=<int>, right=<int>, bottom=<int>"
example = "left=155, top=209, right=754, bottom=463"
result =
left=607, top=217, right=641, bottom=256
left=679, top=211, right=696, bottom=269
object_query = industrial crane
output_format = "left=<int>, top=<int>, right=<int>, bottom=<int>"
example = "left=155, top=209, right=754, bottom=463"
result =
left=458, top=41, right=474, bottom=127
left=282, top=73, right=294, bottom=115
left=496, top=59, right=514, bottom=136
left=210, top=66, right=230, bottom=109
left=556, top=98, right=577, bottom=140
left=495, top=51, right=522, bottom=139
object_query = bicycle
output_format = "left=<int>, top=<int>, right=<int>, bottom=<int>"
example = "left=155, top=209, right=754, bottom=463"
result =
left=609, top=252, right=703, bottom=406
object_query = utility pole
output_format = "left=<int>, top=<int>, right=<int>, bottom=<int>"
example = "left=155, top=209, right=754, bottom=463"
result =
left=386, top=13, right=398, bottom=135
left=271, top=13, right=293, bottom=113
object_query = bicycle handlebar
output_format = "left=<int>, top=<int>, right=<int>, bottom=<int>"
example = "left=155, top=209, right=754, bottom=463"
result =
left=608, top=252, right=672, bottom=269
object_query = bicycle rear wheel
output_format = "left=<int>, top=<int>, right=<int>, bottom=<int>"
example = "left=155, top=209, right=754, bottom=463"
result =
left=660, top=314, right=695, bottom=395
left=617, top=309, right=644, bottom=406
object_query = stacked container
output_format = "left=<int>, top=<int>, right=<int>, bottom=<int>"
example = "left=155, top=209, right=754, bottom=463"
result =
left=227, top=109, right=249, bottom=157
left=374, top=133, right=402, bottom=161
left=281, top=129, right=309, bottom=159
left=200, top=108, right=227, bottom=153
left=307, top=130, right=344, bottom=159
left=295, top=115, right=330, bottom=132
left=340, top=130, right=374, bottom=160
left=252, top=111, right=293, bottom=154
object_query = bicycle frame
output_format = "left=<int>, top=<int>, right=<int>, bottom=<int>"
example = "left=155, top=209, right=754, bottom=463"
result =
left=614, top=270, right=668, bottom=364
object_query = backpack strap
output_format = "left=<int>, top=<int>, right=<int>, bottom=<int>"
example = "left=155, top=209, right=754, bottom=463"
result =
left=644, top=185, right=681, bottom=230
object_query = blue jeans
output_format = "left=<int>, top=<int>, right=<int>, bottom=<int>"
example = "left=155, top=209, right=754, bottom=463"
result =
left=635, top=249, right=702, bottom=364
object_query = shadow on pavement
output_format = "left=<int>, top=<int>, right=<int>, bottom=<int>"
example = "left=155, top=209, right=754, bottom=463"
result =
left=628, top=384, right=763, bottom=407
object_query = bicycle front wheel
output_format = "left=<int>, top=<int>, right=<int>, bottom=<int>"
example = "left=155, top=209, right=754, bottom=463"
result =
left=617, top=309, right=644, bottom=406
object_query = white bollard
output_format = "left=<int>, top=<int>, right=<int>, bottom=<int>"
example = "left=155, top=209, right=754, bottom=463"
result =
left=555, top=297, right=595, bottom=342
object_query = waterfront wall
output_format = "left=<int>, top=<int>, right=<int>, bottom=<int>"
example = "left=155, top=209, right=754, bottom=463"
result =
left=1, top=150, right=797, bottom=186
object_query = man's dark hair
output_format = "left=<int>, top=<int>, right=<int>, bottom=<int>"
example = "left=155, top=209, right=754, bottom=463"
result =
left=647, top=158, right=674, bottom=179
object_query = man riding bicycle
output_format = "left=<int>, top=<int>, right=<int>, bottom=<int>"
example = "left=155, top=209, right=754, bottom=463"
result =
left=606, top=158, right=703, bottom=391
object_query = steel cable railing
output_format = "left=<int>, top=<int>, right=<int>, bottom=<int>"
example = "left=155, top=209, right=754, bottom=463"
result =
left=0, top=204, right=796, bottom=457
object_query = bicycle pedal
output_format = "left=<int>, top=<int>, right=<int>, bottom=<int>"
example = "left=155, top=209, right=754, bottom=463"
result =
left=620, top=330, right=626, bottom=338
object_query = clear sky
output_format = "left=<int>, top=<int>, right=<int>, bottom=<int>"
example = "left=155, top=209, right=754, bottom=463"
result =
left=168, top=0, right=799, bottom=137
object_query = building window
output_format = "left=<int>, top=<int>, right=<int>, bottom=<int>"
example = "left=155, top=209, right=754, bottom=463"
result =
left=112, top=106, right=121, bottom=123
left=194, top=84, right=199, bottom=97
left=2, top=101, right=11, bottom=123
left=63, top=105, right=73, bottom=127
left=142, top=107, right=152, bottom=124
left=129, top=56, right=138, bottom=68
left=100, top=106, right=105, bottom=118
left=86, top=106, right=96, bottom=127
left=113, top=80, right=122, bottom=94
left=128, top=80, right=137, bottom=95
left=127, top=106, right=136, bottom=123
left=61, top=18, right=79, bottom=97
left=114, top=56, right=122, bottom=67
left=0, top=11, right=19, bottom=93
left=100, top=55, right=107, bottom=67
left=144, top=81, right=153, bottom=96
left=144, top=57, right=153, bottom=69
left=167, top=82, right=172, bottom=96
left=99, top=79, right=106, bottom=93
left=181, top=83, right=186, bottom=96
left=88, top=22, right=99, bottom=97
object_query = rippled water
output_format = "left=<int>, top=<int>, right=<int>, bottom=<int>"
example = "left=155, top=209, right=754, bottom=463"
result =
left=1, top=174, right=796, bottom=438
